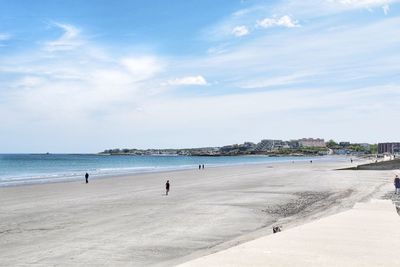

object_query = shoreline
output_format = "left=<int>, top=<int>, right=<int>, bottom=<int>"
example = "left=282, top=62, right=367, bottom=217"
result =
left=0, top=158, right=391, bottom=266
left=0, top=155, right=343, bottom=188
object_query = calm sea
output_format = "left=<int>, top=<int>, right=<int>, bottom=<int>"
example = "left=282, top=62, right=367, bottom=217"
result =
left=0, top=154, right=329, bottom=187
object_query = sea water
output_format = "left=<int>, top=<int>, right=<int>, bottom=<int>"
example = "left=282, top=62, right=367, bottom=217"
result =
left=0, top=154, right=331, bottom=186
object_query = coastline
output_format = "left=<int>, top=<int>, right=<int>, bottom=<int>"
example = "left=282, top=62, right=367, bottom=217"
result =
left=0, top=154, right=340, bottom=188
left=0, top=158, right=392, bottom=266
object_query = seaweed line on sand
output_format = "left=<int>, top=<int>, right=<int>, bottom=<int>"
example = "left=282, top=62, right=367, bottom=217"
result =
left=262, top=191, right=338, bottom=218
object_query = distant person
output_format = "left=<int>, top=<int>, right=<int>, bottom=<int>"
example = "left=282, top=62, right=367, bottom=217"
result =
left=350, top=158, right=353, bottom=163
left=199, top=164, right=201, bottom=170
left=165, top=180, right=170, bottom=195
left=394, top=175, right=400, bottom=194
left=202, top=164, right=204, bottom=169
left=85, top=173, right=89, bottom=184
left=310, top=160, right=313, bottom=164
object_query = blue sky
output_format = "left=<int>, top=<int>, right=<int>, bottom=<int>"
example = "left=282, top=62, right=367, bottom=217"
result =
left=0, top=0, right=400, bottom=152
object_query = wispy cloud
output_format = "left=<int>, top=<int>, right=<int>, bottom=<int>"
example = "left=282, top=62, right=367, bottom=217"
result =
left=330, top=0, right=400, bottom=14
left=330, top=0, right=395, bottom=8
left=238, top=72, right=315, bottom=89
left=382, top=4, right=390, bottom=13
left=208, top=0, right=399, bottom=39
left=167, top=75, right=208, bottom=86
left=0, top=33, right=11, bottom=41
left=191, top=15, right=400, bottom=98
left=232, top=25, right=250, bottom=37
left=44, top=23, right=83, bottom=51
left=256, top=15, right=299, bottom=28
left=268, top=0, right=400, bottom=19
left=0, top=23, right=167, bottom=130
left=1, top=0, right=400, bottom=151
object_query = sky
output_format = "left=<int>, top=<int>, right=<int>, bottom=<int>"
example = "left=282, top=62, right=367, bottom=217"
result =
left=0, top=0, right=399, bottom=153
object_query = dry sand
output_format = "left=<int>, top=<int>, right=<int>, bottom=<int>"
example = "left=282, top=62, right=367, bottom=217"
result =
left=0, top=158, right=395, bottom=266
left=177, top=199, right=400, bottom=267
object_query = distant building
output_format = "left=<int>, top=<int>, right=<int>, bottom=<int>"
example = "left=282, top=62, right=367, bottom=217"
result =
left=298, top=138, right=326, bottom=148
left=281, top=142, right=291, bottom=149
left=271, top=140, right=285, bottom=150
left=378, top=143, right=400, bottom=154
left=288, top=140, right=300, bottom=149
left=242, top=142, right=256, bottom=149
left=255, top=139, right=283, bottom=151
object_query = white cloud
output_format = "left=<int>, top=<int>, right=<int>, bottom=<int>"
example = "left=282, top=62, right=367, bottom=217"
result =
left=267, top=0, right=400, bottom=19
left=120, top=56, right=164, bottom=81
left=203, top=0, right=399, bottom=42
left=328, top=0, right=400, bottom=13
left=382, top=4, right=390, bottom=13
left=0, top=28, right=168, bottom=150
left=331, top=0, right=392, bottom=7
left=232, top=25, right=250, bottom=37
left=2, top=7, right=400, bottom=151
left=167, top=75, right=208, bottom=86
left=45, top=23, right=83, bottom=51
left=238, top=72, right=315, bottom=89
left=14, top=76, right=45, bottom=88
left=123, top=84, right=400, bottom=148
left=256, top=15, right=299, bottom=28
left=0, top=33, right=11, bottom=41
left=188, top=15, right=400, bottom=104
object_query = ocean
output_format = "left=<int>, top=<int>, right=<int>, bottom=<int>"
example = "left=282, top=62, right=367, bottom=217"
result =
left=0, top=154, right=330, bottom=187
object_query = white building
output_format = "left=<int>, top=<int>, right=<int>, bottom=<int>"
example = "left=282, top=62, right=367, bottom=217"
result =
left=298, top=138, right=326, bottom=148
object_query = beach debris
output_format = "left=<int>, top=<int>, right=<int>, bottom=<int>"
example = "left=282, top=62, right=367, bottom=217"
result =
left=272, top=226, right=282, bottom=233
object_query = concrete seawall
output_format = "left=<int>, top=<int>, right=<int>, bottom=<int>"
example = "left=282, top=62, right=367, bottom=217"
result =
left=342, top=158, right=400, bottom=170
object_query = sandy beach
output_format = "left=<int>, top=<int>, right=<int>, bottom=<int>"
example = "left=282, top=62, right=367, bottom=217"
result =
left=0, top=158, right=395, bottom=266
left=177, top=199, right=400, bottom=267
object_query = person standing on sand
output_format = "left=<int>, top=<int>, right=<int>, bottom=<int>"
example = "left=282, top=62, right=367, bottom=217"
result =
left=394, top=175, right=400, bottom=194
left=165, top=180, right=170, bottom=196
left=198, top=165, right=201, bottom=170
left=202, top=164, right=204, bottom=169
left=85, top=173, right=89, bottom=184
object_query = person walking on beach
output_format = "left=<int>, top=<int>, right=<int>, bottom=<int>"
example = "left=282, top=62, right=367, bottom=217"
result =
left=165, top=180, right=170, bottom=196
left=85, top=172, right=89, bottom=184
left=394, top=175, right=400, bottom=194
left=202, top=164, right=204, bottom=169
left=198, top=164, right=201, bottom=170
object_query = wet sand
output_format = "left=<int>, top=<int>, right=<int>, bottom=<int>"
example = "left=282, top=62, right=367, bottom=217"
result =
left=0, top=158, right=394, bottom=266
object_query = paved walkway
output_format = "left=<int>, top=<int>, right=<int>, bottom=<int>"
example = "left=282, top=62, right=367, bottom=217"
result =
left=178, top=200, right=400, bottom=267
